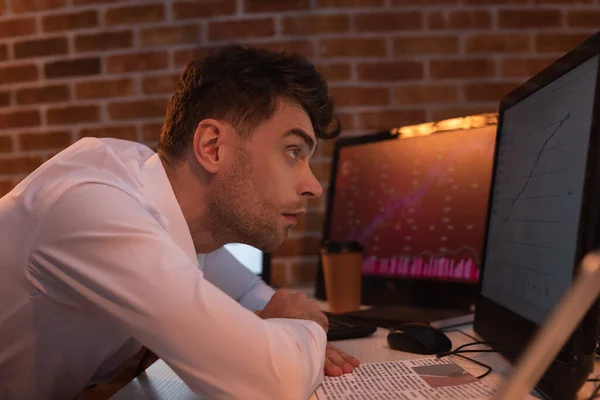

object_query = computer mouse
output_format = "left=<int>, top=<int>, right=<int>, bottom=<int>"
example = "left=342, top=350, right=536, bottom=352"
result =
left=386, top=323, right=452, bottom=355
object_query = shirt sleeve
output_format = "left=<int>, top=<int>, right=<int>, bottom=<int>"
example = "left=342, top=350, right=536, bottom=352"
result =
left=199, top=247, right=275, bottom=312
left=27, top=183, right=326, bottom=400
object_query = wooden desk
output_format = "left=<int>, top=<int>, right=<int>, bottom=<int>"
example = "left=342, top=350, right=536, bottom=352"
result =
left=109, top=324, right=600, bottom=399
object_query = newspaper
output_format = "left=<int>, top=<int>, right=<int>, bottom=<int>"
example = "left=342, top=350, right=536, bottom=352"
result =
left=315, top=358, right=497, bottom=400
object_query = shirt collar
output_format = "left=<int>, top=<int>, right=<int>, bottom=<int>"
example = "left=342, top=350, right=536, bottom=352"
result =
left=141, top=153, right=198, bottom=266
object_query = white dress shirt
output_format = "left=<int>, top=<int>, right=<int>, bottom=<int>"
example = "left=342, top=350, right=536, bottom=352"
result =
left=0, top=138, right=326, bottom=400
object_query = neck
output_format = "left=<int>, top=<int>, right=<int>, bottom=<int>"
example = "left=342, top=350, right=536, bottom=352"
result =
left=160, top=155, right=220, bottom=254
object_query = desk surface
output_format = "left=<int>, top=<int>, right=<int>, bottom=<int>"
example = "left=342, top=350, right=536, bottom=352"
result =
left=109, top=324, right=600, bottom=400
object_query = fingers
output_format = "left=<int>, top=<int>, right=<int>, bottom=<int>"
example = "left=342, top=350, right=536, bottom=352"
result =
left=325, top=345, right=354, bottom=375
left=324, top=357, right=344, bottom=376
left=336, top=347, right=360, bottom=367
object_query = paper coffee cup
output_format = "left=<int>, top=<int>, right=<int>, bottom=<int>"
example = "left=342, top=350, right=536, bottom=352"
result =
left=320, top=241, right=363, bottom=314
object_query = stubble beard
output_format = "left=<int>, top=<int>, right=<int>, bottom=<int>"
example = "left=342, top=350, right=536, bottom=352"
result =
left=203, top=146, right=284, bottom=253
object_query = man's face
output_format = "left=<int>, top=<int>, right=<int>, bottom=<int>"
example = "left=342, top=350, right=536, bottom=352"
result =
left=205, top=100, right=323, bottom=252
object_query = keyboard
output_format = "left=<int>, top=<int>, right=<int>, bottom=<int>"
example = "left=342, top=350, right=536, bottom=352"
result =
left=325, top=312, right=377, bottom=341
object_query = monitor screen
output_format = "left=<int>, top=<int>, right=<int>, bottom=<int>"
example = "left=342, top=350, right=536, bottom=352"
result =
left=480, top=54, right=599, bottom=325
left=224, top=243, right=264, bottom=275
left=328, top=125, right=496, bottom=284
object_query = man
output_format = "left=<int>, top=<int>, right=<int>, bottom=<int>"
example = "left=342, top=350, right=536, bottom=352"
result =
left=0, top=45, right=359, bottom=399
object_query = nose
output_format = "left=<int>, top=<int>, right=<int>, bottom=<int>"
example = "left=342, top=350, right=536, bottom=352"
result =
left=299, top=165, right=323, bottom=199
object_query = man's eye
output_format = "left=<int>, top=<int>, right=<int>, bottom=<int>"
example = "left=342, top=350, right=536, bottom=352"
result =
left=287, top=148, right=300, bottom=159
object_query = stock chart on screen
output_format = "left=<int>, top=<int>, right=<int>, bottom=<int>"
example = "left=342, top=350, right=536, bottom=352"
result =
left=328, top=125, right=496, bottom=284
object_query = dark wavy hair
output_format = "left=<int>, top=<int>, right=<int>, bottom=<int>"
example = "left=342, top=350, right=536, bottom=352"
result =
left=158, top=44, right=341, bottom=165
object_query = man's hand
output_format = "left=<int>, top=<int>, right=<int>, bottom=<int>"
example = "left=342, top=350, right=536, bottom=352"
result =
left=324, top=343, right=360, bottom=376
left=255, top=289, right=329, bottom=333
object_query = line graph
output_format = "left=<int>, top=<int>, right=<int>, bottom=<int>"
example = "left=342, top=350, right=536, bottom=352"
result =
left=503, top=113, right=571, bottom=221
left=480, top=54, right=599, bottom=325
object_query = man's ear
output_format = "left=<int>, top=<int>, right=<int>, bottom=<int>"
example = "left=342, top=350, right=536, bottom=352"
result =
left=192, top=119, right=225, bottom=174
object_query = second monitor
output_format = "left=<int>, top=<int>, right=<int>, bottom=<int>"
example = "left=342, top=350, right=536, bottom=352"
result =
left=316, top=115, right=497, bottom=311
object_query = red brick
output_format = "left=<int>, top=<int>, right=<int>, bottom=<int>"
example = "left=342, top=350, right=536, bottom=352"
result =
left=282, top=15, right=349, bottom=35
left=535, top=0, right=593, bottom=3
left=19, top=131, right=71, bottom=151
left=567, top=11, right=600, bottom=28
left=0, top=136, right=12, bottom=152
left=0, top=65, right=38, bottom=86
left=0, top=45, right=6, bottom=61
left=355, top=11, right=422, bottom=32
left=430, top=59, right=495, bottom=79
left=466, top=34, right=531, bottom=53
left=357, top=109, right=426, bottom=130
left=107, top=52, right=168, bottom=74
left=16, top=85, right=70, bottom=105
left=393, top=36, right=458, bottom=55
left=43, top=10, right=98, bottom=32
left=0, top=1, right=4, bottom=15
left=499, top=9, right=562, bottom=29
left=393, top=0, right=456, bottom=4
left=501, top=57, right=556, bottom=78
left=428, top=10, right=492, bottom=30
left=270, top=258, right=319, bottom=286
left=332, top=112, right=355, bottom=132
left=245, top=0, right=309, bottom=12
left=249, top=40, right=314, bottom=59
left=76, top=78, right=135, bottom=99
left=12, top=0, right=64, bottom=12
left=172, top=0, right=236, bottom=20
left=463, top=0, right=533, bottom=3
left=108, top=99, right=168, bottom=120
left=0, top=18, right=37, bottom=38
left=329, top=87, right=389, bottom=107
left=47, top=105, right=100, bottom=125
left=45, top=58, right=100, bottom=79
left=14, top=37, right=68, bottom=59
left=0, top=156, right=42, bottom=174
left=142, top=74, right=180, bottom=95
left=535, top=33, right=590, bottom=53
left=273, top=237, right=321, bottom=258
left=357, top=61, right=423, bottom=81
left=141, top=122, right=163, bottom=142
left=296, top=211, right=326, bottom=233
left=0, top=92, right=10, bottom=107
left=270, top=261, right=286, bottom=286
left=464, top=82, right=521, bottom=102
left=310, top=162, right=332, bottom=183
left=0, top=180, right=15, bottom=197
left=315, top=138, right=337, bottom=157
left=432, top=106, right=495, bottom=121
left=208, top=18, right=275, bottom=41
left=317, top=0, right=384, bottom=6
left=73, top=0, right=130, bottom=4
left=317, top=63, right=351, bottom=82
left=0, top=110, right=41, bottom=129
left=319, top=38, right=387, bottom=58
left=75, top=31, right=133, bottom=53
left=105, top=4, right=165, bottom=26
left=174, top=48, right=200, bottom=68
left=79, top=125, right=137, bottom=141
left=394, top=85, right=458, bottom=105
left=140, top=26, right=200, bottom=47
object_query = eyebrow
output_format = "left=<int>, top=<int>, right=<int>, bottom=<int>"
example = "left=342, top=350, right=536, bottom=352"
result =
left=284, top=128, right=318, bottom=155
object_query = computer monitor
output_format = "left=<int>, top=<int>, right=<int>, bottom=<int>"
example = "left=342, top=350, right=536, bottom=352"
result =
left=223, top=243, right=271, bottom=284
left=474, top=32, right=600, bottom=399
left=316, top=115, right=497, bottom=310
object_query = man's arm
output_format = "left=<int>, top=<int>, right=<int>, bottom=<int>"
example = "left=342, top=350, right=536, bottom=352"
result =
left=199, top=246, right=275, bottom=312
left=27, top=184, right=326, bottom=400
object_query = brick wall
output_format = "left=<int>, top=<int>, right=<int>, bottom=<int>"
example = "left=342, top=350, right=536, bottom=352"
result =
left=0, top=0, right=598, bottom=286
